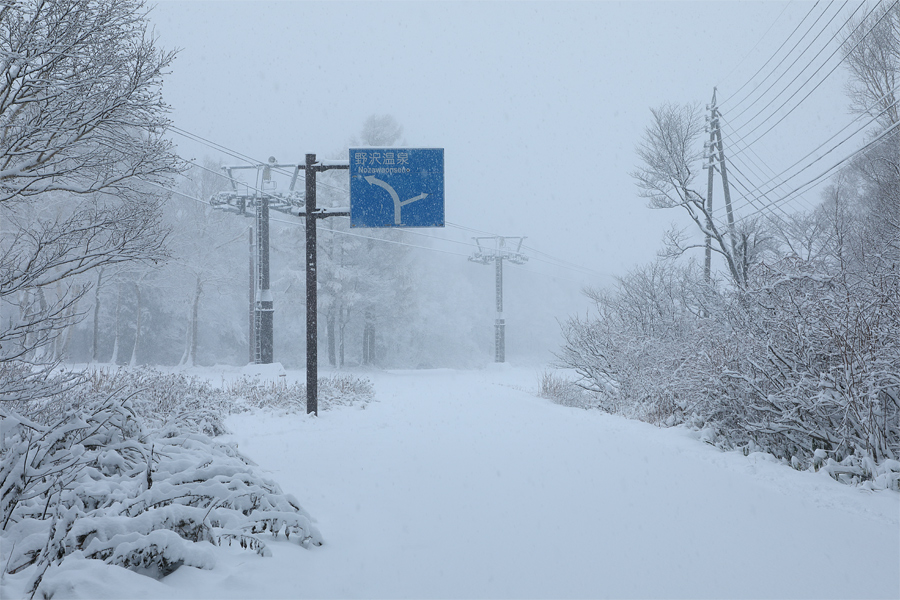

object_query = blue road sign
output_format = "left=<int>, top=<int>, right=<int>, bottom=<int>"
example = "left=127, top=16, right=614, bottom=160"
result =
left=349, top=148, right=444, bottom=228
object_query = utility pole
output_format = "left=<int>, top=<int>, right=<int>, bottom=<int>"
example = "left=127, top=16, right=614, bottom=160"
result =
left=469, top=236, right=527, bottom=362
left=301, top=153, right=349, bottom=416
left=703, top=88, right=717, bottom=283
left=709, top=90, right=737, bottom=256
left=703, top=86, right=743, bottom=287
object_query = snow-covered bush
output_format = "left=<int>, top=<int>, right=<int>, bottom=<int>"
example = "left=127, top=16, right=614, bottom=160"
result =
left=537, top=371, right=597, bottom=410
left=0, top=367, right=346, bottom=598
left=723, top=263, right=900, bottom=468
left=557, top=260, right=718, bottom=425
left=557, top=255, right=900, bottom=488
left=16, top=367, right=234, bottom=438
left=225, top=373, right=374, bottom=412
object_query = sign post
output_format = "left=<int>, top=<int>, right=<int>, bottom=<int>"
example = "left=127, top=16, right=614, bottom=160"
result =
left=304, top=148, right=444, bottom=416
left=302, top=154, right=349, bottom=416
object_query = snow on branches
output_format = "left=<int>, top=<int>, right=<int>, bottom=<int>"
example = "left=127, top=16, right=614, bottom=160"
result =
left=0, top=367, right=368, bottom=598
left=555, top=257, right=900, bottom=489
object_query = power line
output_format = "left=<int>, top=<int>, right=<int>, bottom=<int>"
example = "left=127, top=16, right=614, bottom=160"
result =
left=311, top=212, right=611, bottom=279
left=719, top=158, right=794, bottom=224
left=169, top=126, right=351, bottom=196
left=155, top=173, right=602, bottom=285
left=521, top=244, right=614, bottom=279
left=717, top=89, right=900, bottom=221
left=714, top=80, right=900, bottom=223
left=726, top=0, right=854, bottom=129
left=715, top=0, right=798, bottom=95
left=708, top=1, right=893, bottom=229
left=169, top=128, right=615, bottom=282
left=446, top=221, right=508, bottom=237
left=169, top=126, right=264, bottom=168
left=734, top=119, right=900, bottom=224
left=726, top=1, right=892, bottom=150
left=719, top=0, right=822, bottom=108
left=718, top=118, right=820, bottom=215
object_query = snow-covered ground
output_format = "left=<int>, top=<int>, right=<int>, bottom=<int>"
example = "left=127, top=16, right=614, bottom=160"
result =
left=9, top=365, right=898, bottom=599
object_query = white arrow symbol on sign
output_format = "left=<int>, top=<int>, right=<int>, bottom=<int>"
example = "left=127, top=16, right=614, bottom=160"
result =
left=365, top=176, right=428, bottom=225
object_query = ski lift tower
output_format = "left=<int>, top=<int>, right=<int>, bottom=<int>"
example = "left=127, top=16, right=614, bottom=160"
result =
left=210, top=157, right=306, bottom=364
left=469, top=236, right=527, bottom=362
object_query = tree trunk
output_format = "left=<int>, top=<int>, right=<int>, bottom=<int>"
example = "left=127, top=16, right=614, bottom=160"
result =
left=110, top=285, right=121, bottom=364
left=326, top=311, right=336, bottom=367
left=362, top=312, right=375, bottom=365
left=179, top=321, right=190, bottom=367
left=339, top=305, right=348, bottom=368
left=91, top=268, right=103, bottom=362
left=129, top=283, right=141, bottom=367
left=189, top=275, right=201, bottom=366
left=56, top=282, right=80, bottom=362
left=33, top=288, right=49, bottom=363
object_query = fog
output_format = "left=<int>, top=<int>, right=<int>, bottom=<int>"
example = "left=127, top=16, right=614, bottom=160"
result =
left=123, top=1, right=858, bottom=367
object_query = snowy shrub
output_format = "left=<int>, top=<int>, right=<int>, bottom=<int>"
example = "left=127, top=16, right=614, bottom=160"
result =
left=0, top=370, right=326, bottom=598
left=557, top=261, right=716, bottom=425
left=81, top=367, right=232, bottom=437
left=557, top=256, right=900, bottom=488
left=4, top=367, right=232, bottom=439
left=225, top=373, right=374, bottom=412
left=537, top=371, right=597, bottom=410
left=721, top=264, right=900, bottom=467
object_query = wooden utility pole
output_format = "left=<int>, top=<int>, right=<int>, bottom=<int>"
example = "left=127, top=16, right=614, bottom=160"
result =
left=704, top=89, right=717, bottom=283
left=710, top=92, right=737, bottom=256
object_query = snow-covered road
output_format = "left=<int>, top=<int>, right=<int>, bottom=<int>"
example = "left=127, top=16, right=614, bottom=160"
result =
left=165, top=366, right=897, bottom=598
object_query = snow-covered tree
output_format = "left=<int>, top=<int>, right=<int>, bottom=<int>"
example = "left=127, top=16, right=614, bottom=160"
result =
left=0, top=0, right=178, bottom=386
left=632, top=103, right=749, bottom=285
left=0, top=0, right=179, bottom=202
left=165, top=160, right=245, bottom=367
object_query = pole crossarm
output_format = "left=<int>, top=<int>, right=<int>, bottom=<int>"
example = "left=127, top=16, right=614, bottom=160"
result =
left=210, top=160, right=310, bottom=217
left=308, top=208, right=350, bottom=218
left=210, top=160, right=350, bottom=217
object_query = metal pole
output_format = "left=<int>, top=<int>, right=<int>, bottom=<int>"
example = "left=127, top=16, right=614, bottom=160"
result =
left=258, top=192, right=274, bottom=363
left=254, top=192, right=262, bottom=363
left=249, top=226, right=255, bottom=364
left=495, top=243, right=504, bottom=363
left=470, top=235, right=525, bottom=364
left=305, top=153, right=318, bottom=416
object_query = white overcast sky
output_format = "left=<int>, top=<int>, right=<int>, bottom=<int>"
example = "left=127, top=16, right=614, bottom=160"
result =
left=150, top=1, right=863, bottom=289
